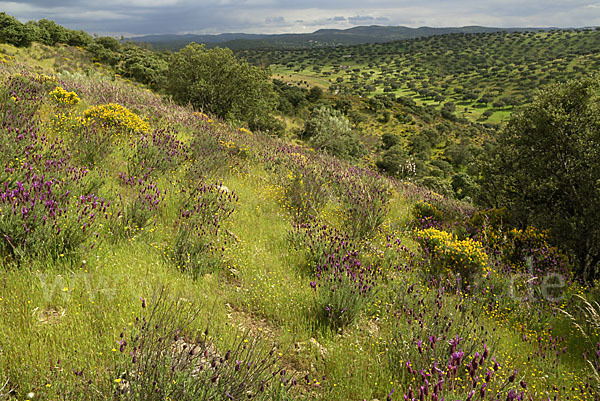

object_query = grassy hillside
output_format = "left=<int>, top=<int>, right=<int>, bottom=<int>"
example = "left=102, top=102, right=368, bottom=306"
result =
left=0, top=43, right=599, bottom=401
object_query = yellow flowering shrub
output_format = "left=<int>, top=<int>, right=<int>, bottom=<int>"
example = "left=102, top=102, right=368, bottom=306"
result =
left=508, top=226, right=549, bottom=247
left=193, top=111, right=213, bottom=123
left=218, top=139, right=249, bottom=159
left=12, top=72, right=57, bottom=86
left=418, top=227, right=454, bottom=247
left=417, top=227, right=489, bottom=283
left=49, top=86, right=80, bottom=106
left=83, top=103, right=149, bottom=133
left=33, top=73, right=57, bottom=85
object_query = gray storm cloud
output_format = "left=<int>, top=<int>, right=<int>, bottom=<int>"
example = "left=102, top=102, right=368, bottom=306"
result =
left=0, top=0, right=597, bottom=36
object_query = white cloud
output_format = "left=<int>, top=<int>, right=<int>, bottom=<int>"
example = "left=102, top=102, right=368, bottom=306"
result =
left=117, top=0, right=180, bottom=6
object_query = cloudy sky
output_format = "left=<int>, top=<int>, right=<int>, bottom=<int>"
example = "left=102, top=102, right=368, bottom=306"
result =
left=2, top=0, right=599, bottom=37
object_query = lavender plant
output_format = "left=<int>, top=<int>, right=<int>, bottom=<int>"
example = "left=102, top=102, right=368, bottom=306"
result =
left=0, top=107, right=108, bottom=262
left=112, top=289, right=294, bottom=401
left=167, top=181, right=238, bottom=277
left=53, top=116, right=119, bottom=168
left=187, top=126, right=249, bottom=180
left=383, top=279, right=533, bottom=401
left=281, top=163, right=329, bottom=221
left=127, top=127, right=189, bottom=178
left=411, top=201, right=445, bottom=229
left=108, top=172, right=164, bottom=239
left=333, top=168, right=390, bottom=241
left=0, top=73, right=50, bottom=123
left=312, top=261, right=375, bottom=331
left=292, top=216, right=379, bottom=330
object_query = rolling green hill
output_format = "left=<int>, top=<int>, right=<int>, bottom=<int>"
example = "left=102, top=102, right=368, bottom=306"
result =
left=242, top=28, right=600, bottom=121
left=129, top=25, right=549, bottom=50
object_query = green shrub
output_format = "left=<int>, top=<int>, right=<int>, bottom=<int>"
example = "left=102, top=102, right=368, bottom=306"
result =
left=0, top=12, right=35, bottom=47
left=417, top=176, right=453, bottom=197
left=376, top=145, right=416, bottom=179
left=468, top=208, right=510, bottom=231
left=306, top=85, right=323, bottom=102
left=118, top=46, right=168, bottom=88
left=451, top=172, right=478, bottom=200
left=381, top=132, right=401, bottom=150
left=478, top=76, right=600, bottom=281
left=302, top=106, right=365, bottom=160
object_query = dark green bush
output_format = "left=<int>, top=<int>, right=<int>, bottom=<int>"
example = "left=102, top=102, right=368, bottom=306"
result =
left=376, top=145, right=413, bottom=177
left=381, top=132, right=401, bottom=150
left=167, top=43, right=279, bottom=133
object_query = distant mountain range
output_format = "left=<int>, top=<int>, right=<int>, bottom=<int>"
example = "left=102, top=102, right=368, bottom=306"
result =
left=128, top=25, right=553, bottom=50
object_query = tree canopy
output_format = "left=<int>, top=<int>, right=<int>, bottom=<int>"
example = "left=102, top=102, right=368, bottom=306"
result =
left=0, top=13, right=92, bottom=48
left=0, top=12, right=35, bottom=47
left=479, top=75, right=600, bottom=281
left=166, top=43, right=280, bottom=133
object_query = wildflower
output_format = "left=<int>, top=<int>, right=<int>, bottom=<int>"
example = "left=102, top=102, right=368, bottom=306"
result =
left=84, top=103, right=149, bottom=133
left=49, top=86, right=80, bottom=106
